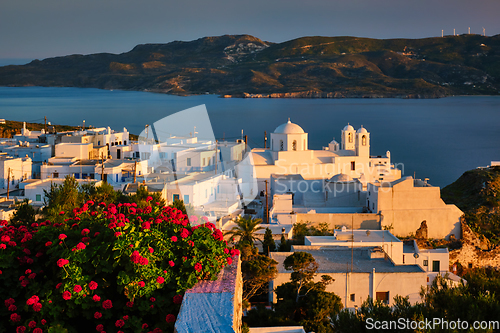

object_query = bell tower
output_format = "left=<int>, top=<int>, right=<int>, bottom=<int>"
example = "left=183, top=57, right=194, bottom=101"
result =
left=341, top=124, right=355, bottom=151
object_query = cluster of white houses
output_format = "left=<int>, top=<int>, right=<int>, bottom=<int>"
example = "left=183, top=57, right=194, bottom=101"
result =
left=1, top=118, right=465, bottom=313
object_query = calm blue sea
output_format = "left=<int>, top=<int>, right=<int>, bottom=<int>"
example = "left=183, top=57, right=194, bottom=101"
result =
left=0, top=86, right=499, bottom=187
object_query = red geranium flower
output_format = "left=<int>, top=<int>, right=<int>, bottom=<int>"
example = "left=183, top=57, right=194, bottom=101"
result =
left=57, top=258, right=69, bottom=267
left=173, top=294, right=183, bottom=304
left=33, top=303, right=42, bottom=312
left=92, top=295, right=101, bottom=302
left=115, top=319, right=125, bottom=328
left=138, top=281, right=145, bottom=288
left=58, top=234, right=67, bottom=240
left=194, top=262, right=202, bottom=272
left=102, top=299, right=112, bottom=309
left=156, top=276, right=165, bottom=284
left=74, top=285, right=82, bottom=293
left=165, top=314, right=176, bottom=323
left=10, top=313, right=21, bottom=322
left=62, top=291, right=71, bottom=300
left=96, top=324, right=104, bottom=332
left=28, top=321, right=36, bottom=328
left=94, top=312, right=102, bottom=319
left=89, top=281, right=98, bottom=290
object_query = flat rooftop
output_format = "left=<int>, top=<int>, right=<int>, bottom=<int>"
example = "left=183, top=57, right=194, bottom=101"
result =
left=272, top=247, right=423, bottom=274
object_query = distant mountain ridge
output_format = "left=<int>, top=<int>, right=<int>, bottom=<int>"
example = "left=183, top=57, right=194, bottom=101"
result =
left=1, top=34, right=500, bottom=98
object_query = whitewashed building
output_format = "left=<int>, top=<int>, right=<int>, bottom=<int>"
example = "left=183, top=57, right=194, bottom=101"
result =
left=0, top=154, right=32, bottom=189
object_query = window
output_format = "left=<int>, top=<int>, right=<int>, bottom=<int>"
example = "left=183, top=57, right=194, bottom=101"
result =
left=74, top=173, right=80, bottom=179
left=351, top=161, right=355, bottom=171
left=403, top=255, right=405, bottom=264
left=202, top=158, right=205, bottom=166
left=217, top=185, right=220, bottom=193
left=292, top=140, right=297, bottom=151
left=362, top=135, right=367, bottom=146
left=280, top=140, right=284, bottom=151
left=36, top=194, right=41, bottom=202
left=348, top=133, right=353, bottom=143
left=468, top=263, right=473, bottom=269
left=187, top=158, right=191, bottom=166
left=124, top=141, right=127, bottom=145
left=432, top=260, right=440, bottom=272
left=350, top=294, right=355, bottom=302
left=173, top=194, right=180, bottom=201
left=423, top=260, right=428, bottom=266
left=376, top=292, right=389, bottom=304
left=183, top=195, right=189, bottom=204
left=53, top=172, right=59, bottom=178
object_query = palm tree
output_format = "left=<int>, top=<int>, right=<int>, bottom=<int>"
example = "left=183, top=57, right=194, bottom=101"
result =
left=225, top=215, right=264, bottom=246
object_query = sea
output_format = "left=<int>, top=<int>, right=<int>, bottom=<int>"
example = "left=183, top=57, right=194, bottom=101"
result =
left=0, top=86, right=499, bottom=188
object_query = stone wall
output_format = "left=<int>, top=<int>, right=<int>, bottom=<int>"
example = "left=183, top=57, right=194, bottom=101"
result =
left=174, top=255, right=242, bottom=333
left=449, top=222, right=500, bottom=269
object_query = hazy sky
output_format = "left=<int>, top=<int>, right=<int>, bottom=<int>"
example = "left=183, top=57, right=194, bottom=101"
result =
left=1, top=0, right=499, bottom=60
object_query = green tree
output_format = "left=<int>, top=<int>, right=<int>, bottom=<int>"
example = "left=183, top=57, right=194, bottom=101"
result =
left=241, top=254, right=278, bottom=302
left=278, top=234, right=290, bottom=252
left=42, top=176, right=83, bottom=220
left=262, top=227, right=276, bottom=255
left=10, top=199, right=37, bottom=225
left=225, top=215, right=263, bottom=247
left=283, top=252, right=319, bottom=302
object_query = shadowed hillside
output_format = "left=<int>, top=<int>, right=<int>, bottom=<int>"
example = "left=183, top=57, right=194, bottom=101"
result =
left=442, top=166, right=500, bottom=244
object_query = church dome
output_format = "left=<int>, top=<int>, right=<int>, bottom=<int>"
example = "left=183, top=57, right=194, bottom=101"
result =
left=343, top=124, right=355, bottom=131
left=274, top=119, right=305, bottom=134
left=357, top=126, right=368, bottom=134
left=328, top=173, right=352, bottom=182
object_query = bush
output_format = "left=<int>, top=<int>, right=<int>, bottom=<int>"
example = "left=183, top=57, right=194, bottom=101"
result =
left=0, top=198, right=239, bottom=333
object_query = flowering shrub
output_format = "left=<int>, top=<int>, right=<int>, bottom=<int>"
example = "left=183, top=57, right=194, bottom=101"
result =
left=0, top=199, right=239, bottom=332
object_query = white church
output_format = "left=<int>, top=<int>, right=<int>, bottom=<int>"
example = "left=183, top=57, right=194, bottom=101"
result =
left=244, top=119, right=462, bottom=240
left=249, top=119, right=401, bottom=193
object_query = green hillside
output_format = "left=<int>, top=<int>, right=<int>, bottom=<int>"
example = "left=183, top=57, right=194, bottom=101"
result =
left=1, top=34, right=499, bottom=98
left=442, top=166, right=500, bottom=244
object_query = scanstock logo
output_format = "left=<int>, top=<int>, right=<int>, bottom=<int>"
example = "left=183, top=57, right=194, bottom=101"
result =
left=137, top=105, right=258, bottom=218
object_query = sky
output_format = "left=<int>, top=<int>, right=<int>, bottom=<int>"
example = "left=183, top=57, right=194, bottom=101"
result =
left=1, top=0, right=500, bottom=61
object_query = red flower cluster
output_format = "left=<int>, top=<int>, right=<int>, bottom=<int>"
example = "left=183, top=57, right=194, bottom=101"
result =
left=73, top=285, right=82, bottom=293
left=92, top=295, right=101, bottom=302
left=26, top=295, right=39, bottom=305
left=102, top=299, right=113, bottom=309
left=165, top=314, right=176, bottom=323
left=194, top=262, right=202, bottom=272
left=89, top=281, right=98, bottom=290
left=62, top=291, right=71, bottom=300
left=173, top=294, right=183, bottom=304
left=156, top=276, right=165, bottom=284
left=130, top=250, right=149, bottom=265
left=57, top=258, right=69, bottom=267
